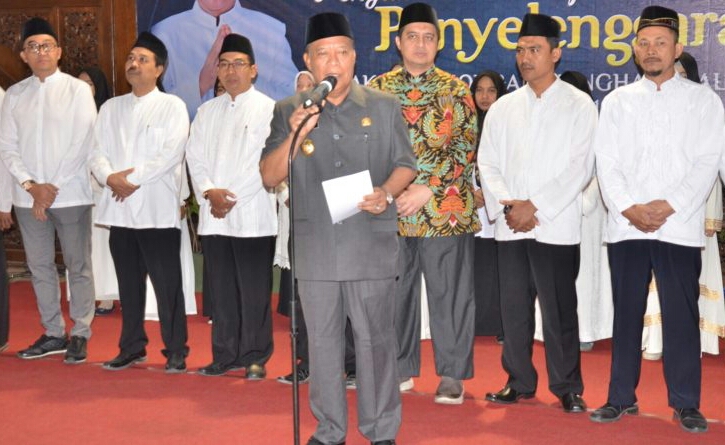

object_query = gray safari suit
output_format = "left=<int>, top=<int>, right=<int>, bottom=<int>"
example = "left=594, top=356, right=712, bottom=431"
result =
left=263, top=82, right=415, bottom=443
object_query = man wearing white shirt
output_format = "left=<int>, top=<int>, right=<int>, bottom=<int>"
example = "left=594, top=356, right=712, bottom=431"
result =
left=89, top=32, right=190, bottom=373
left=0, top=86, right=10, bottom=353
left=186, top=34, right=276, bottom=378
left=478, top=13, right=597, bottom=413
left=590, top=6, right=724, bottom=433
left=0, top=18, right=97, bottom=364
left=151, top=0, right=298, bottom=118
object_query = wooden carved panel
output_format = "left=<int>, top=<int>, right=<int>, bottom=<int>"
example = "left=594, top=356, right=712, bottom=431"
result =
left=61, top=9, right=100, bottom=77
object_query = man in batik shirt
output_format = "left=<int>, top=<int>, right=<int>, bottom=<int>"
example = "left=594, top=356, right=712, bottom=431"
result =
left=369, top=2, right=479, bottom=405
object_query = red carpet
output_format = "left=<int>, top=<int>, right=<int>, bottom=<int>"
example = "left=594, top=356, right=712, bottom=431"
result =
left=1, top=281, right=724, bottom=444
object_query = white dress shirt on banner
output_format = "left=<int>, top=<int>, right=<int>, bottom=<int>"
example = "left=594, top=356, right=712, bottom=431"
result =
left=186, top=87, right=277, bottom=238
left=596, top=74, right=725, bottom=248
left=88, top=88, right=189, bottom=229
left=152, top=1, right=298, bottom=118
left=478, top=79, right=598, bottom=245
left=0, top=70, right=96, bottom=208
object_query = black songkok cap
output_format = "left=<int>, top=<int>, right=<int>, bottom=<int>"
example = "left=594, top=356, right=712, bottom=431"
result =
left=637, top=6, right=679, bottom=33
left=399, top=2, right=438, bottom=31
left=21, top=17, right=58, bottom=42
left=133, top=31, right=168, bottom=66
left=305, top=12, right=354, bottom=46
left=220, top=33, right=255, bottom=65
left=519, top=13, right=561, bottom=39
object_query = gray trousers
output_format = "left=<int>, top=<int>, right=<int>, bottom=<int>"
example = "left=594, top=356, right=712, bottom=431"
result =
left=396, top=235, right=475, bottom=380
left=298, top=279, right=400, bottom=444
left=15, top=205, right=95, bottom=339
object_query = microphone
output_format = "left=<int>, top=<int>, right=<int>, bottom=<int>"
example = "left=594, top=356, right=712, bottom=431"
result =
left=302, top=76, right=337, bottom=109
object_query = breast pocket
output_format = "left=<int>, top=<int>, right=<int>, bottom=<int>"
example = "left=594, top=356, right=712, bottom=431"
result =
left=141, top=128, right=165, bottom=158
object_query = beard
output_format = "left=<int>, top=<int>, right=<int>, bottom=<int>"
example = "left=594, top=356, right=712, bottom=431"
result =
left=644, top=69, right=663, bottom=77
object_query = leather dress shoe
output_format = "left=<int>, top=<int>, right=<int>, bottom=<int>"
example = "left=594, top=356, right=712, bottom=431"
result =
left=197, top=362, right=243, bottom=377
left=371, top=441, right=396, bottom=445
left=560, top=392, right=587, bottom=413
left=589, top=403, right=638, bottom=423
left=246, top=363, right=266, bottom=380
left=307, top=436, right=345, bottom=445
left=103, top=350, right=147, bottom=370
left=485, top=385, right=534, bottom=404
left=165, top=352, right=187, bottom=374
left=63, top=335, right=88, bottom=364
left=674, top=408, right=708, bottom=433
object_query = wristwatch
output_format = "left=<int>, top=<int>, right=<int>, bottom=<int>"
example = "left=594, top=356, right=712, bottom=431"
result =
left=22, top=180, right=36, bottom=191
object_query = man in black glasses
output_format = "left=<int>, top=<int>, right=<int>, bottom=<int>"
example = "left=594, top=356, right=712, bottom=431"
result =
left=0, top=17, right=97, bottom=365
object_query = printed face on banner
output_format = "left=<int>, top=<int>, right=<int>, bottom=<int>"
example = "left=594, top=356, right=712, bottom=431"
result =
left=198, top=0, right=235, bottom=16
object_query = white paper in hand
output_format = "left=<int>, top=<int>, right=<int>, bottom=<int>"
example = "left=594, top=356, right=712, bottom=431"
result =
left=321, top=170, right=374, bottom=224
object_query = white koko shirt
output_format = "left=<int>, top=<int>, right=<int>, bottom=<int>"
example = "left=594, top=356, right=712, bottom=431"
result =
left=0, top=70, right=96, bottom=208
left=186, top=87, right=277, bottom=237
left=596, top=74, right=725, bottom=248
left=478, top=78, right=598, bottom=245
left=0, top=87, right=12, bottom=213
left=89, top=88, right=189, bottom=229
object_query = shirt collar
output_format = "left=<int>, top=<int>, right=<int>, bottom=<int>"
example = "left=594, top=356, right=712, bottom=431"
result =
left=402, top=65, right=436, bottom=82
left=132, top=86, right=160, bottom=102
left=325, top=82, right=366, bottom=111
left=226, top=85, right=256, bottom=103
left=192, top=0, right=243, bottom=25
left=640, top=72, right=679, bottom=92
left=32, top=68, right=61, bottom=84
left=524, top=77, right=561, bottom=101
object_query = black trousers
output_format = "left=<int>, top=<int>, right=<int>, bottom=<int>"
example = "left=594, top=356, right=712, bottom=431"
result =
left=0, top=232, right=9, bottom=345
left=109, top=227, right=188, bottom=356
left=607, top=240, right=701, bottom=409
left=202, top=235, right=274, bottom=367
left=497, top=239, right=583, bottom=396
left=473, top=237, right=502, bottom=337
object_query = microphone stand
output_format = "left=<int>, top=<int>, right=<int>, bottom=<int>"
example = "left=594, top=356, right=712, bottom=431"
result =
left=288, top=111, right=317, bottom=445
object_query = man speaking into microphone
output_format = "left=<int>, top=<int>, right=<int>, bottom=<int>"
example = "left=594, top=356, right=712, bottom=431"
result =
left=260, top=12, right=416, bottom=445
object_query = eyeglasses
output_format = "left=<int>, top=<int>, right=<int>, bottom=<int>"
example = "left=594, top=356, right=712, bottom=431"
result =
left=217, top=60, right=251, bottom=71
left=23, top=42, right=58, bottom=55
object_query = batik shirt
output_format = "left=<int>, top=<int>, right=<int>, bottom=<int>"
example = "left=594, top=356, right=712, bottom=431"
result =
left=369, top=66, right=480, bottom=237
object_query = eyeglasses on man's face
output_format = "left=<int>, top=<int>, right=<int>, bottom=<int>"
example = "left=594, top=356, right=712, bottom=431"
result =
left=24, top=42, right=58, bottom=55
left=217, top=60, right=251, bottom=71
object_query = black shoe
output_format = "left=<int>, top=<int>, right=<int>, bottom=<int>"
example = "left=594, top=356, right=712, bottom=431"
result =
left=307, top=436, right=345, bottom=445
left=674, top=408, right=708, bottom=433
left=165, top=353, right=187, bottom=374
left=589, top=403, right=638, bottom=423
left=197, top=362, right=242, bottom=377
left=102, top=350, right=147, bottom=371
left=345, top=371, right=357, bottom=390
left=560, top=393, right=586, bottom=413
left=277, top=367, right=311, bottom=384
left=246, top=363, right=266, bottom=380
left=63, top=336, right=87, bottom=364
left=485, top=385, right=535, bottom=404
left=17, top=334, right=69, bottom=359
left=371, top=441, right=396, bottom=445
